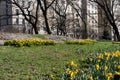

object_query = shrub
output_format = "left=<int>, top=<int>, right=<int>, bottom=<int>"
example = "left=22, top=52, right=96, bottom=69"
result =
left=4, top=38, right=57, bottom=47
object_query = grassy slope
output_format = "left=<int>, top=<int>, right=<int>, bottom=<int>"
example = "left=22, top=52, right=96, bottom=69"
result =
left=0, top=42, right=119, bottom=79
left=32, top=34, right=48, bottom=40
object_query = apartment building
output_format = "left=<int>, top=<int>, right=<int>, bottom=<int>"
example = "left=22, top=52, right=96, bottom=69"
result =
left=2, top=0, right=118, bottom=39
left=0, top=0, right=12, bottom=31
left=0, top=0, right=33, bottom=33
left=87, top=0, right=98, bottom=39
left=112, top=0, right=120, bottom=40
left=114, top=0, right=120, bottom=28
left=0, top=0, right=98, bottom=35
left=64, top=0, right=98, bottom=38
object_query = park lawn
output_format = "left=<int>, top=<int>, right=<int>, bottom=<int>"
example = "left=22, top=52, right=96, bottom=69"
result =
left=32, top=34, right=48, bottom=40
left=0, top=41, right=119, bottom=79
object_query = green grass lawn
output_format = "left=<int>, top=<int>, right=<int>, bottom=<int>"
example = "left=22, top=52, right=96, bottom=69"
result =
left=32, top=34, right=48, bottom=40
left=0, top=41, right=119, bottom=79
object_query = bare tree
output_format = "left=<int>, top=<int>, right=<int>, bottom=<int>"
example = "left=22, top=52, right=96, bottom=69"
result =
left=51, top=0, right=68, bottom=36
left=11, top=0, right=40, bottom=34
left=67, top=0, right=88, bottom=39
left=90, top=0, right=120, bottom=41
left=38, top=0, right=56, bottom=34
left=52, top=0, right=88, bottom=38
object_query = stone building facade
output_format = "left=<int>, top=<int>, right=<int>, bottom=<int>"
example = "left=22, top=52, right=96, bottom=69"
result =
left=1, top=0, right=119, bottom=40
left=0, top=0, right=12, bottom=31
left=0, top=0, right=99, bottom=37
left=0, top=0, right=31, bottom=33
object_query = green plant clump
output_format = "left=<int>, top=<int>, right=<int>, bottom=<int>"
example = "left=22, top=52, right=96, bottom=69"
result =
left=4, top=38, right=57, bottom=47
left=51, top=51, right=120, bottom=80
left=65, top=39, right=97, bottom=45
left=112, top=41, right=120, bottom=44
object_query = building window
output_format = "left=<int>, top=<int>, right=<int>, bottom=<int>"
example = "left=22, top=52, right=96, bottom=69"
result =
left=16, top=18, right=19, bottom=24
left=28, top=1, right=31, bottom=8
left=16, top=9, right=19, bottom=15
left=16, top=0, right=19, bottom=3
left=22, top=19, right=25, bottom=24
left=76, top=14, right=79, bottom=17
left=22, top=1, right=25, bottom=7
left=19, top=18, right=23, bottom=24
left=61, top=0, right=65, bottom=4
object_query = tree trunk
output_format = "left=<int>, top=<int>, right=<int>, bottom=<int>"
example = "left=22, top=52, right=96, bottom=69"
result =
left=32, top=24, right=38, bottom=34
left=112, top=24, right=120, bottom=41
left=43, top=12, right=52, bottom=34
left=81, top=23, right=88, bottom=39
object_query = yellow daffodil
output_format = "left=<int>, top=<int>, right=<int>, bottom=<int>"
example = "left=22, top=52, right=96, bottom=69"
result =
left=89, top=58, right=93, bottom=62
left=74, top=69, right=79, bottom=74
left=70, top=72, right=75, bottom=77
left=70, top=61, right=77, bottom=67
left=104, top=52, right=111, bottom=57
left=50, top=74, right=54, bottom=79
left=97, top=59, right=101, bottom=62
left=112, top=51, right=120, bottom=57
left=66, top=68, right=70, bottom=73
left=95, top=64, right=99, bottom=70
left=97, top=53, right=103, bottom=59
left=104, top=66, right=108, bottom=71
left=115, top=71, right=120, bottom=76
left=117, top=65, right=120, bottom=69
left=107, top=77, right=111, bottom=80
left=88, top=76, right=93, bottom=80
left=105, top=73, right=112, bottom=80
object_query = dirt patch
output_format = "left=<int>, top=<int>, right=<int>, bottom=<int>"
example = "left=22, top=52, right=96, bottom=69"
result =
left=45, top=35, right=74, bottom=41
left=0, top=32, right=33, bottom=40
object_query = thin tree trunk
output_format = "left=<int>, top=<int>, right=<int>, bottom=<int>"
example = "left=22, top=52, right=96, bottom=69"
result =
left=112, top=24, right=120, bottom=41
left=43, top=12, right=51, bottom=34
left=32, top=24, right=38, bottom=34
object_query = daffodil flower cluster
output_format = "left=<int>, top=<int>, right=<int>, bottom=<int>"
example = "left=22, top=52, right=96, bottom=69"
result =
left=86, top=51, right=120, bottom=80
left=63, top=51, right=120, bottom=80
left=65, top=39, right=96, bottom=45
left=49, top=51, right=119, bottom=80
left=4, top=38, right=57, bottom=47
left=63, top=61, right=79, bottom=80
